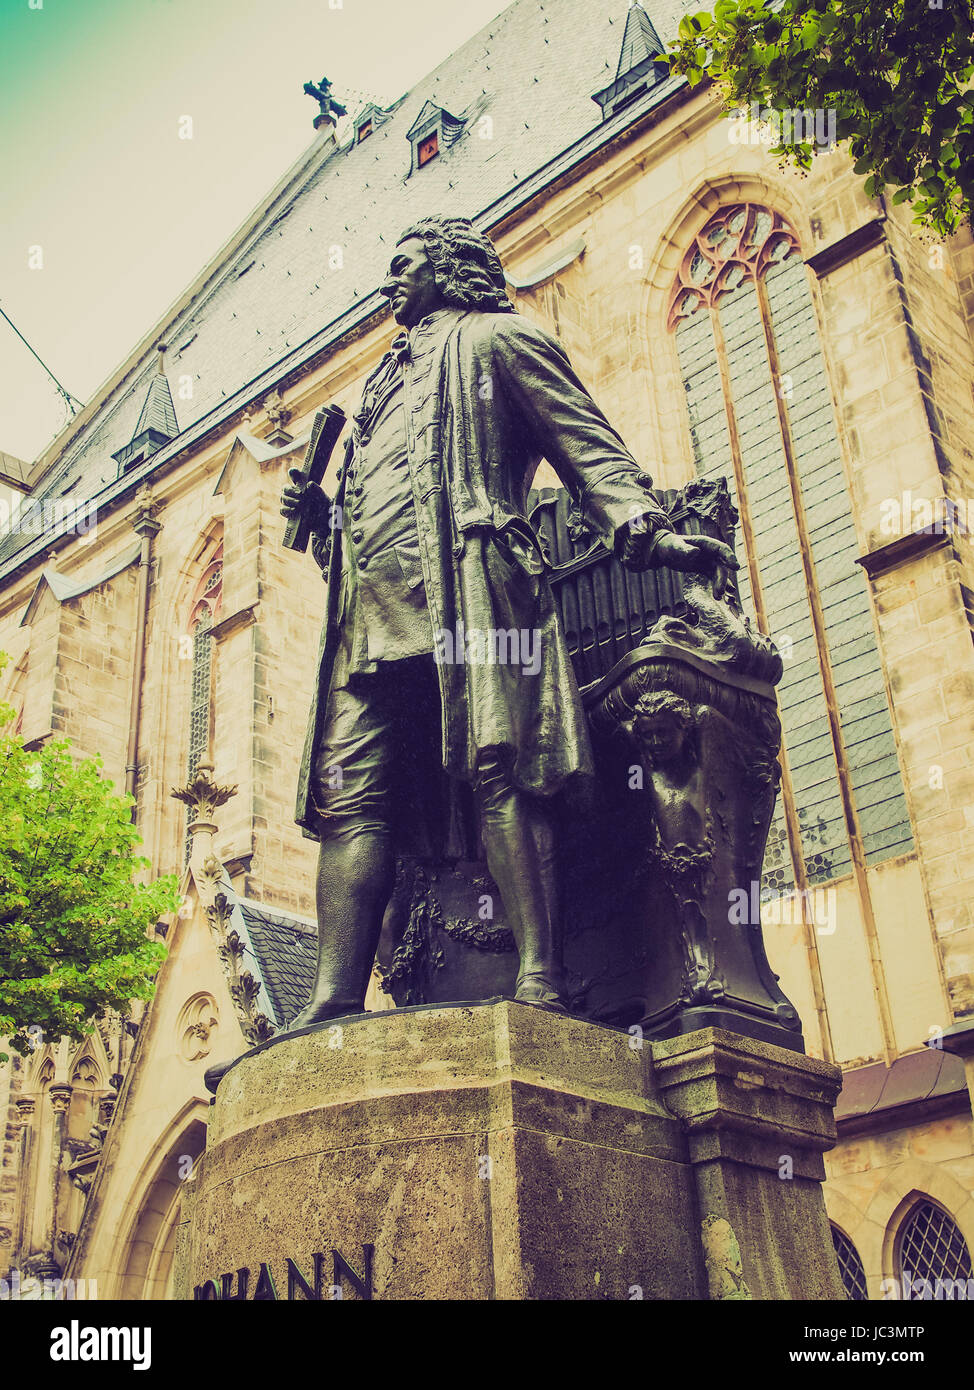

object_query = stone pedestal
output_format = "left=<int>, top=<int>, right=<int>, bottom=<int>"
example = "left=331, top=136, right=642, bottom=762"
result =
left=653, top=1028, right=846, bottom=1299
left=175, top=1002, right=845, bottom=1301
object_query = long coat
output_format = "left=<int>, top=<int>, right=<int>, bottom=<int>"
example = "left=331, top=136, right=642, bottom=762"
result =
left=295, top=307, right=672, bottom=839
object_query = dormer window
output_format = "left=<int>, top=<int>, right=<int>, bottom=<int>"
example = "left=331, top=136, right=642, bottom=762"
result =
left=418, top=131, right=439, bottom=166
left=351, top=101, right=392, bottom=144
left=406, top=99, right=464, bottom=174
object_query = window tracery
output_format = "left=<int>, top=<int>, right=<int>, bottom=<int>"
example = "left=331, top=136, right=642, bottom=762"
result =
left=667, top=203, right=801, bottom=330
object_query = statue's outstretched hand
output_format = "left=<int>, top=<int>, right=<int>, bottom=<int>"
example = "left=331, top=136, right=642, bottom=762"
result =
left=651, top=532, right=739, bottom=600
left=280, top=468, right=331, bottom=533
left=616, top=511, right=665, bottom=573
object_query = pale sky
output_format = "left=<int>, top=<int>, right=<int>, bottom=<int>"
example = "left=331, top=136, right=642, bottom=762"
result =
left=0, top=0, right=513, bottom=464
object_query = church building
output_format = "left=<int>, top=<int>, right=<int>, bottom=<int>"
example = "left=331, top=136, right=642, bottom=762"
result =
left=2, top=0, right=974, bottom=1300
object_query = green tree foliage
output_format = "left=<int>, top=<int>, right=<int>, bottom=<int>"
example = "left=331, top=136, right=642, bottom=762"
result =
left=668, top=0, right=974, bottom=237
left=0, top=670, right=178, bottom=1061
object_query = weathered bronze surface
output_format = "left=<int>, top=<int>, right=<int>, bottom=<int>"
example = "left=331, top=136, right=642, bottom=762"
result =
left=281, top=216, right=798, bottom=1046
left=302, top=75, right=347, bottom=123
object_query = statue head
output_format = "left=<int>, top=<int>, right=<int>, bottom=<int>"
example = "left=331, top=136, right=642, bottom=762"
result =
left=380, top=216, right=512, bottom=327
left=632, top=691, right=695, bottom=765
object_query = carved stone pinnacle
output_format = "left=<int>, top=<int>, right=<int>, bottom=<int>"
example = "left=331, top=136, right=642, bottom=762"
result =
left=171, top=767, right=238, bottom=823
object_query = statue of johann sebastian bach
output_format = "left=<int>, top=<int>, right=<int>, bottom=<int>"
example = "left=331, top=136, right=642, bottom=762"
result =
left=281, top=217, right=736, bottom=1025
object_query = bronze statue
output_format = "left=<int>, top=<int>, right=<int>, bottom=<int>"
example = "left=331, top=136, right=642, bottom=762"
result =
left=280, top=217, right=736, bottom=1027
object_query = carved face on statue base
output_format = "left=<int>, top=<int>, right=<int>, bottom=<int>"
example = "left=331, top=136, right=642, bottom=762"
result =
left=632, top=692, right=695, bottom=768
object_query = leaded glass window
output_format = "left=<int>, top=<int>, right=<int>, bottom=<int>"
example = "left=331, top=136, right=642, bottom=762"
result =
left=896, top=1200, right=973, bottom=1297
left=670, top=203, right=913, bottom=897
left=184, top=549, right=222, bottom=860
left=188, top=612, right=213, bottom=780
left=831, top=1225, right=868, bottom=1300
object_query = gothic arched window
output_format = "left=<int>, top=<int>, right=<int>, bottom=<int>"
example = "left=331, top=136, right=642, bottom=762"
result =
left=25, top=1058, right=57, bottom=1258
left=895, top=1199, right=973, bottom=1298
left=183, top=545, right=222, bottom=857
left=831, top=1224, right=868, bottom=1301
left=68, top=1055, right=101, bottom=1134
left=668, top=204, right=913, bottom=895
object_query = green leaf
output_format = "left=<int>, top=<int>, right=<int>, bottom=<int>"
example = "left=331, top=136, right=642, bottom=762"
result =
left=0, top=665, right=178, bottom=1054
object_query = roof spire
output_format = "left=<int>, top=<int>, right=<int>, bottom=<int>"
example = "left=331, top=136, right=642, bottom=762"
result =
left=592, top=2, right=669, bottom=120
left=132, top=369, right=178, bottom=442
left=111, top=352, right=179, bottom=474
left=615, top=1, right=665, bottom=79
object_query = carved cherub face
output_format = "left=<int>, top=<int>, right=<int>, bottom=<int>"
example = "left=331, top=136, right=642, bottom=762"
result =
left=632, top=693, right=694, bottom=765
left=634, top=711, right=688, bottom=765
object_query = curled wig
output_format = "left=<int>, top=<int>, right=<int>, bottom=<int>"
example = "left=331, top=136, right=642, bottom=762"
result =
left=397, top=216, right=513, bottom=313
left=632, top=691, right=696, bottom=731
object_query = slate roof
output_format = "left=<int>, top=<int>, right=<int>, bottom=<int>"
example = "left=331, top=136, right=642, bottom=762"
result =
left=836, top=1049, right=969, bottom=1133
left=19, top=540, right=142, bottom=625
left=2, top=0, right=692, bottom=576
left=237, top=896, right=318, bottom=1027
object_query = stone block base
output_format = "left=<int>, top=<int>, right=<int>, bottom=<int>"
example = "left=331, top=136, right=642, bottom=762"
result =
left=653, top=1028, right=846, bottom=1299
left=175, top=1002, right=845, bottom=1300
